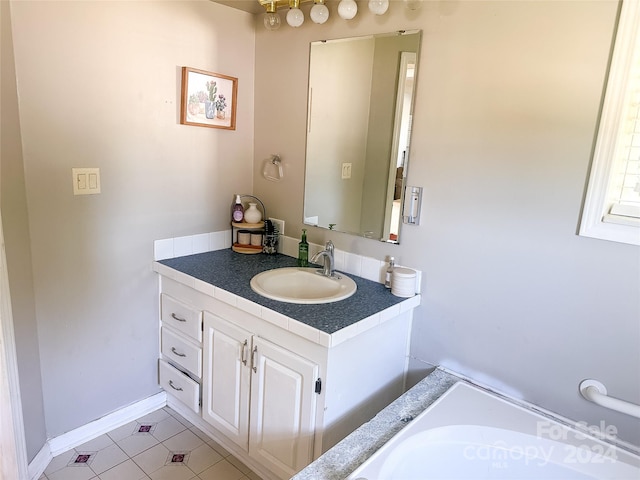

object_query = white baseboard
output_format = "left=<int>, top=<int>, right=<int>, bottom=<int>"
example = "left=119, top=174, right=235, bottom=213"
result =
left=27, top=442, right=51, bottom=480
left=48, top=391, right=167, bottom=456
left=28, top=391, right=167, bottom=479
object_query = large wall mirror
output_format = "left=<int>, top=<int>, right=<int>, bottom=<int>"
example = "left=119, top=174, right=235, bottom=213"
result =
left=303, top=30, right=421, bottom=244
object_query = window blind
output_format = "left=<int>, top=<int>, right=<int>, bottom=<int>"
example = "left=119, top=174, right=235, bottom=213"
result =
left=604, top=40, right=640, bottom=226
left=580, top=0, right=640, bottom=245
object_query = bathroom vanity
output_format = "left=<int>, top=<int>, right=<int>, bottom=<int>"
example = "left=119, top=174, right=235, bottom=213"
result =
left=153, top=249, right=420, bottom=480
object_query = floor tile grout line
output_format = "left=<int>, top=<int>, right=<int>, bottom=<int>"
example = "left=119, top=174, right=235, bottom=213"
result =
left=128, top=451, right=201, bottom=479
left=42, top=406, right=262, bottom=480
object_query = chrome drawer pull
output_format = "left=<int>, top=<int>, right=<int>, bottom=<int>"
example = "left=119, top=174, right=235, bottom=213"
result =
left=171, top=313, right=187, bottom=322
left=171, top=347, right=186, bottom=357
left=241, top=339, right=248, bottom=366
left=251, top=345, right=258, bottom=373
left=169, top=380, right=183, bottom=391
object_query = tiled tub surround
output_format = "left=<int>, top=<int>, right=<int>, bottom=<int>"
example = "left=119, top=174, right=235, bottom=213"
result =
left=153, top=236, right=423, bottom=479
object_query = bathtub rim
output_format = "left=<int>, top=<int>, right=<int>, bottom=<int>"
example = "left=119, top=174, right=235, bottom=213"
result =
left=291, top=368, right=640, bottom=480
left=348, top=382, right=640, bottom=480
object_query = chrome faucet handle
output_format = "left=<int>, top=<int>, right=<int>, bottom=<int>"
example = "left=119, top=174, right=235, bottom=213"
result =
left=325, top=240, right=334, bottom=256
left=325, top=241, right=335, bottom=276
left=311, top=241, right=337, bottom=277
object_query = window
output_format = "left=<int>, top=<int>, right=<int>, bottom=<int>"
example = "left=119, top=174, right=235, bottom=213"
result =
left=580, top=0, right=640, bottom=246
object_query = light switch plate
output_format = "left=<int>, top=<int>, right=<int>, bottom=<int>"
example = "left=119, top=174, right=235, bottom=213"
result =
left=72, top=168, right=101, bottom=195
left=341, top=163, right=352, bottom=179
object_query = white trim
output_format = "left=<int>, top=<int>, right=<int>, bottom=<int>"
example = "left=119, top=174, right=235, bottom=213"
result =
left=27, top=392, right=167, bottom=479
left=47, top=391, right=167, bottom=457
left=604, top=213, right=640, bottom=227
left=27, top=443, right=51, bottom=480
left=0, top=212, right=30, bottom=480
left=580, top=0, right=640, bottom=246
left=384, top=51, right=416, bottom=242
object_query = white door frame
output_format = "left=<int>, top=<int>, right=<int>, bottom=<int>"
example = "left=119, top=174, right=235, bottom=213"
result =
left=383, top=51, right=417, bottom=242
left=0, top=210, right=29, bottom=479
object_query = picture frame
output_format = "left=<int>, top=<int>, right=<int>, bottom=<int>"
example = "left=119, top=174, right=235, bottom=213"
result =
left=180, top=66, right=237, bottom=130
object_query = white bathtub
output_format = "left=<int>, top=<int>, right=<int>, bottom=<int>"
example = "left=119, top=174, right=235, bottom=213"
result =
left=348, top=382, right=640, bottom=480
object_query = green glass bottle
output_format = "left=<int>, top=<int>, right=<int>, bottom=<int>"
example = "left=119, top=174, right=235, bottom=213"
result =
left=298, top=229, right=309, bottom=267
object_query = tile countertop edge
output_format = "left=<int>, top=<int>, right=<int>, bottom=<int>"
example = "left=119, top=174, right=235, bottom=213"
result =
left=291, top=368, right=459, bottom=480
left=152, top=259, right=421, bottom=348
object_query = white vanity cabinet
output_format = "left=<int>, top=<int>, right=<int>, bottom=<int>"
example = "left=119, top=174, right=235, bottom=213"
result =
left=155, top=270, right=416, bottom=480
left=158, top=293, right=203, bottom=413
left=202, top=312, right=318, bottom=479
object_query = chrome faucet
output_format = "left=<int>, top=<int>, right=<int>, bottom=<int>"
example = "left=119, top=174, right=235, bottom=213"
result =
left=311, top=240, right=338, bottom=278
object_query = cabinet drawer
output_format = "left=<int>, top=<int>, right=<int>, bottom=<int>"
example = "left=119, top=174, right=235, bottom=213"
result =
left=161, top=327, right=202, bottom=378
left=161, top=294, right=202, bottom=342
left=159, top=359, right=200, bottom=413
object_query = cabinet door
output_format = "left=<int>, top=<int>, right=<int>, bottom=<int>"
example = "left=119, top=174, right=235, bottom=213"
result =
left=202, top=312, right=251, bottom=451
left=249, top=337, right=319, bottom=479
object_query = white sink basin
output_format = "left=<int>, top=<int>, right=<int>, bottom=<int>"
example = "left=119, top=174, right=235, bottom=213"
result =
left=250, top=267, right=357, bottom=304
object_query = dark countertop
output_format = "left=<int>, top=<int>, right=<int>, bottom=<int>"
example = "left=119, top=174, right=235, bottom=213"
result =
left=157, top=249, right=412, bottom=335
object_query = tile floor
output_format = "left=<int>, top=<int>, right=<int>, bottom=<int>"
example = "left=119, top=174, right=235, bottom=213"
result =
left=39, top=407, right=263, bottom=480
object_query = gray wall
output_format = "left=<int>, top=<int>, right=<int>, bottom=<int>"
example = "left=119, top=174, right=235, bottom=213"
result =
left=1, top=0, right=47, bottom=461
left=254, top=0, right=640, bottom=446
left=4, top=0, right=639, bottom=461
left=8, top=0, right=255, bottom=441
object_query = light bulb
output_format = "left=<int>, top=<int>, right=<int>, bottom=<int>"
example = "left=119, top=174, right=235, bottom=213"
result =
left=337, top=0, right=357, bottom=20
left=368, top=0, right=389, bottom=15
left=263, top=12, right=281, bottom=30
left=286, top=7, right=304, bottom=27
left=310, top=2, right=329, bottom=24
left=403, top=0, right=423, bottom=11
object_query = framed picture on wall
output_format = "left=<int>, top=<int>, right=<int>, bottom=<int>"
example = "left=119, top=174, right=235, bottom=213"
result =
left=180, top=66, right=237, bottom=130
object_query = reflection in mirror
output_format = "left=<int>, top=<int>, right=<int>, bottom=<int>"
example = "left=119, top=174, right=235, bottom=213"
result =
left=303, top=30, right=421, bottom=243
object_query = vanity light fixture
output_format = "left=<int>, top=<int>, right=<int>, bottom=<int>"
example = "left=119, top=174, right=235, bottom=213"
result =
left=402, top=0, right=423, bottom=11
left=263, top=1, right=281, bottom=30
left=310, top=0, right=329, bottom=24
left=286, top=0, right=305, bottom=27
left=337, top=0, right=358, bottom=20
left=258, top=0, right=420, bottom=29
left=368, top=0, right=389, bottom=15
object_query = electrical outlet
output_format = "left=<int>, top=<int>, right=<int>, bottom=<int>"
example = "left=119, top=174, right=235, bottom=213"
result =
left=269, top=217, right=285, bottom=236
